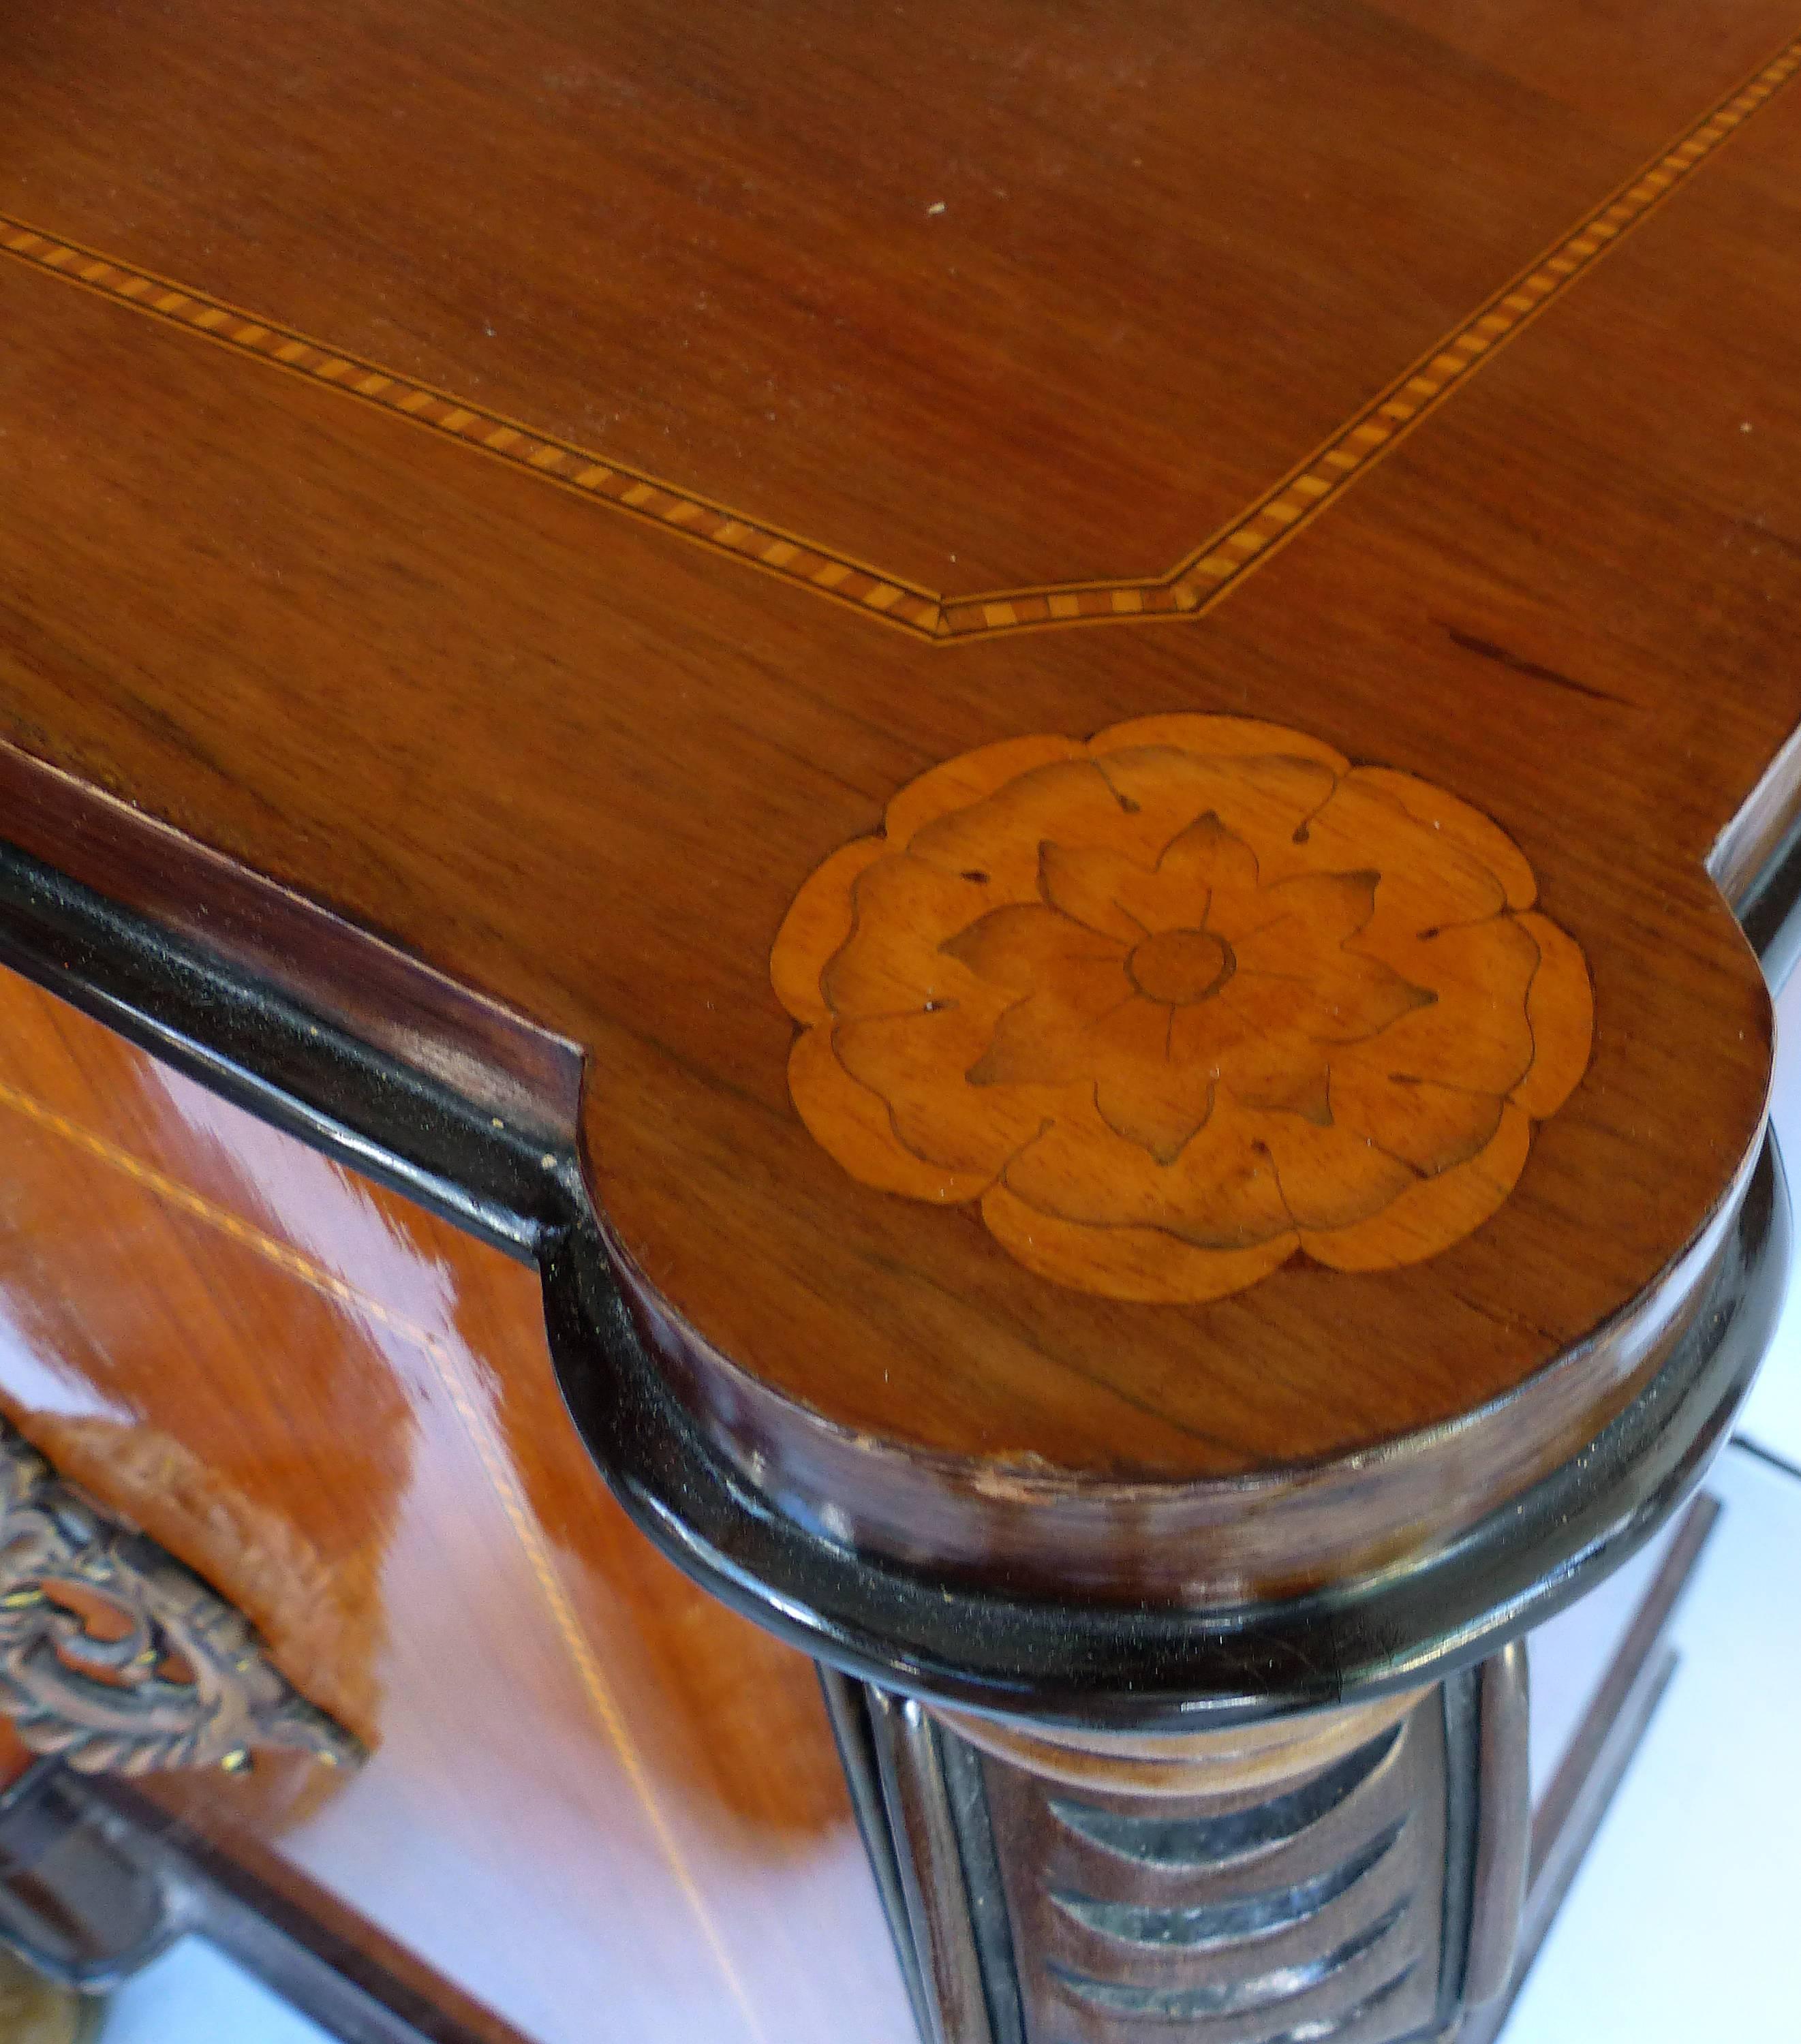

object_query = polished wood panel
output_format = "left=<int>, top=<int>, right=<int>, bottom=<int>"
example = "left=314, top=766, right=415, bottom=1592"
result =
left=7, top=27, right=1796, bottom=642
left=12, top=0, right=1797, bottom=600
left=0, top=964, right=914, bottom=2044
left=1, top=0, right=1798, bottom=1631
left=16, top=1, right=1801, bottom=604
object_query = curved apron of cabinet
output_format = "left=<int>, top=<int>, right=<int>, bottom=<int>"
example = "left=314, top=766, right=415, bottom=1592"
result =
left=1, top=5, right=1800, bottom=2041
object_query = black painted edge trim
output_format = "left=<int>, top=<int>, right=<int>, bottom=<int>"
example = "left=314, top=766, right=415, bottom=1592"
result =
left=541, top=1139, right=1787, bottom=1726
left=0, top=831, right=1787, bottom=1726
left=0, top=839, right=572, bottom=1263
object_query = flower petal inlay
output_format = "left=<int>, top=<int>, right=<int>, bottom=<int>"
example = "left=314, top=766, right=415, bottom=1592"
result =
left=1038, top=841, right=1155, bottom=941
left=771, top=715, right=1593, bottom=1303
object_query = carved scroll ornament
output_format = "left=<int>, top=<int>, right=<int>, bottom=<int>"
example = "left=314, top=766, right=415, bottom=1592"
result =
left=773, top=715, right=1592, bottom=1303
left=0, top=1420, right=362, bottom=1776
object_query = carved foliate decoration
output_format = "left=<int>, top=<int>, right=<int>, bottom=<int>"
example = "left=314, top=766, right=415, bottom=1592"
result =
left=0, top=1421, right=363, bottom=1776
left=773, top=716, right=1592, bottom=1303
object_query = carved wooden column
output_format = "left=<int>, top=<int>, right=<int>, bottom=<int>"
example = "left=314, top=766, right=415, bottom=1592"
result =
left=828, top=1652, right=1527, bottom=2044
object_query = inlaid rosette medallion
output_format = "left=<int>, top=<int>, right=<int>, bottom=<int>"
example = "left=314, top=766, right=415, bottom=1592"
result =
left=772, top=716, right=1592, bottom=1303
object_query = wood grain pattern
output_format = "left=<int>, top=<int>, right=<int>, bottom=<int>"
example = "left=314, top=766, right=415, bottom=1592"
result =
left=0, top=964, right=913, bottom=2044
left=0, top=741, right=582, bottom=1149
left=773, top=714, right=1590, bottom=1301
left=933, top=1690, right=1427, bottom=1801
left=1, top=0, right=1798, bottom=1651
left=0, top=213, right=938, bottom=642
left=2, top=27, right=1796, bottom=640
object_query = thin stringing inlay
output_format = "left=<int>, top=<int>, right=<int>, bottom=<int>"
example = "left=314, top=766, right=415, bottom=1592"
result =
left=771, top=717, right=1592, bottom=1303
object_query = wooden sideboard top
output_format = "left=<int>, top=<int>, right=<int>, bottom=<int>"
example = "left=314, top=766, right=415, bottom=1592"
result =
left=2, top=1, right=1798, bottom=1601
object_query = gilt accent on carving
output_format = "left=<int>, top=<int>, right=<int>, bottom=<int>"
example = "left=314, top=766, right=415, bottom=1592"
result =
left=0, top=1419, right=363, bottom=1776
left=773, top=715, right=1592, bottom=1302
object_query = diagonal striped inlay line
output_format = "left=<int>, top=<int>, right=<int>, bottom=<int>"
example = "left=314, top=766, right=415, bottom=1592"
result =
left=942, top=29, right=1801, bottom=638
left=3, top=26, right=1798, bottom=645
left=0, top=220, right=945, bottom=637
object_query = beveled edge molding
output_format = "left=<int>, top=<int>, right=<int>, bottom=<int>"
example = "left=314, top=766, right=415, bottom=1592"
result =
left=1715, top=717, right=1801, bottom=991
left=608, top=1126, right=1751, bottom=1605
left=1710, top=717, right=1801, bottom=906
left=0, top=739, right=581, bottom=1147
left=0, top=743, right=1787, bottom=1725
left=553, top=1131, right=1783, bottom=1724
left=3, top=26, right=1797, bottom=642
left=0, top=739, right=580, bottom=1259
left=0, top=1419, right=361, bottom=1777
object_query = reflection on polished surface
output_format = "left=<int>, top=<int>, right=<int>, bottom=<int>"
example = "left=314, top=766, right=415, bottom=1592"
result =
left=0, top=966, right=913, bottom=2044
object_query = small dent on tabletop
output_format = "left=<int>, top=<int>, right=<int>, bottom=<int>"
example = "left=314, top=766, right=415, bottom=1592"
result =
left=771, top=715, right=1592, bottom=1303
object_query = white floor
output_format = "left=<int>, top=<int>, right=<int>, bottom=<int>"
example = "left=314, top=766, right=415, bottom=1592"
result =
left=100, top=1940, right=331, bottom=2042
left=1497, top=1439, right=1801, bottom=2042
left=1735, top=962, right=1801, bottom=1472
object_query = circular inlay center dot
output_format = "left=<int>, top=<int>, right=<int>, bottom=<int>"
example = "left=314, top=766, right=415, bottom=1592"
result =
left=1127, top=927, right=1235, bottom=1006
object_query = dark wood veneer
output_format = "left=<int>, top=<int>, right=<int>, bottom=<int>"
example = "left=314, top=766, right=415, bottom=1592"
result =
left=0, top=0, right=1796, bottom=1711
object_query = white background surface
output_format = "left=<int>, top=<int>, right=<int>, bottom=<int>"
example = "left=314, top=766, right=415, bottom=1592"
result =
left=1499, top=1442, right=1801, bottom=2041
left=101, top=1940, right=330, bottom=2043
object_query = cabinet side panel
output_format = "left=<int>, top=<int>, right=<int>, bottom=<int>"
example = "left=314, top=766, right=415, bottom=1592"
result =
left=0, top=961, right=913, bottom=2044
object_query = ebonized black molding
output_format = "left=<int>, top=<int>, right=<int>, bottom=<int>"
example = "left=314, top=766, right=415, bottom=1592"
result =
left=0, top=829, right=1787, bottom=1729
left=0, top=838, right=570, bottom=1262
left=545, top=1143, right=1785, bottom=1727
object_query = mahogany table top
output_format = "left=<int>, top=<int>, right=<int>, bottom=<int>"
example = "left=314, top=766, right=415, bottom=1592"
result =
left=3, top=0, right=1798, bottom=1611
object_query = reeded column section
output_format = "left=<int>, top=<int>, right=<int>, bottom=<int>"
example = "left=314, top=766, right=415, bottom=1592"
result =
left=829, top=1650, right=1527, bottom=2044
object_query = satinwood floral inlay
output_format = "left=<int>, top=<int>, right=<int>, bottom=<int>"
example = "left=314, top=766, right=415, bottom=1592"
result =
left=771, top=716, right=1592, bottom=1303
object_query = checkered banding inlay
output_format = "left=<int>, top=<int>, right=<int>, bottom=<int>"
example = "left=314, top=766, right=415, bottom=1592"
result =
left=4, top=29, right=1797, bottom=644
